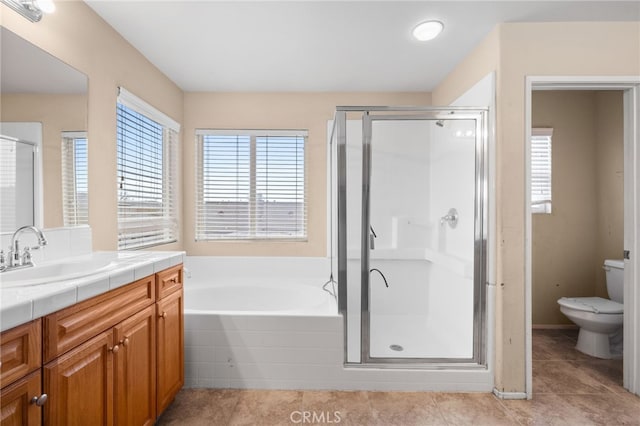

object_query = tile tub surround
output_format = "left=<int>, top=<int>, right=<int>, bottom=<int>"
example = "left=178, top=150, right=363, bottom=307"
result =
left=183, top=256, right=494, bottom=392
left=0, top=249, right=184, bottom=331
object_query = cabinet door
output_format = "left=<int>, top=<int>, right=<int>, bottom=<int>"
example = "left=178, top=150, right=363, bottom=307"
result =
left=114, top=305, right=156, bottom=426
left=44, top=330, right=115, bottom=426
left=156, top=289, right=184, bottom=414
left=0, top=370, right=42, bottom=426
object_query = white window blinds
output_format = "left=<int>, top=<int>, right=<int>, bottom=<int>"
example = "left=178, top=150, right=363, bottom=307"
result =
left=117, top=88, right=180, bottom=250
left=531, top=128, right=553, bottom=214
left=195, top=129, right=307, bottom=241
left=61, top=132, right=88, bottom=226
left=0, top=136, right=18, bottom=231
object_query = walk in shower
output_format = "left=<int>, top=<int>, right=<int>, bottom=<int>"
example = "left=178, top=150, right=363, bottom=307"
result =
left=330, top=107, right=489, bottom=367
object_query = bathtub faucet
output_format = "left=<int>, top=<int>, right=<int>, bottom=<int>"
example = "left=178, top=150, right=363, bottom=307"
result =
left=370, top=268, right=389, bottom=288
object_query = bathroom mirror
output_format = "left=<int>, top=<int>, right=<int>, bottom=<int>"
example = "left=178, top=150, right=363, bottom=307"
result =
left=0, top=26, right=88, bottom=232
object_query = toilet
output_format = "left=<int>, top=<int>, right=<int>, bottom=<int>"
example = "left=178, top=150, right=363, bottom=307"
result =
left=557, top=259, right=624, bottom=359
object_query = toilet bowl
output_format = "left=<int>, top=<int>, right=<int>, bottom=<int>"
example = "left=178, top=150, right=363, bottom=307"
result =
left=557, top=259, right=624, bottom=359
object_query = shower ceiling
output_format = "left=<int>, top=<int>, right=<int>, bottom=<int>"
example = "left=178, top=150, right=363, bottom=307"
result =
left=85, top=1, right=639, bottom=92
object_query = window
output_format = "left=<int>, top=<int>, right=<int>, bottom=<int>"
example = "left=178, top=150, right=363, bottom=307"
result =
left=117, top=88, right=180, bottom=250
left=195, top=129, right=307, bottom=241
left=531, top=128, right=553, bottom=214
left=61, top=132, right=88, bottom=226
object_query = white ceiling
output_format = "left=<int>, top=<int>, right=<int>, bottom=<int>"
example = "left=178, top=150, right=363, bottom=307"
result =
left=86, top=1, right=639, bottom=92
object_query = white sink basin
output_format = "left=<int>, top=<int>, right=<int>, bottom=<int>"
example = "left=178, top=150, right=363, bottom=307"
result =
left=0, top=252, right=141, bottom=287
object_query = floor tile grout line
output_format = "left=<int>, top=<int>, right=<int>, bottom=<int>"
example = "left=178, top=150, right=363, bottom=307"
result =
left=494, top=395, right=528, bottom=426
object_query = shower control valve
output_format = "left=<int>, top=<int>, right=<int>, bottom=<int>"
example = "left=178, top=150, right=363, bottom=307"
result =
left=440, top=208, right=459, bottom=229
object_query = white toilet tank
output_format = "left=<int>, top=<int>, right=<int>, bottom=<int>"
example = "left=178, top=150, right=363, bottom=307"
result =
left=604, top=259, right=625, bottom=303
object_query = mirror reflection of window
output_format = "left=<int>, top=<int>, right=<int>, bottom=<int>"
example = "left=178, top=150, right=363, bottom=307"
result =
left=0, top=135, right=35, bottom=232
left=61, top=132, right=88, bottom=226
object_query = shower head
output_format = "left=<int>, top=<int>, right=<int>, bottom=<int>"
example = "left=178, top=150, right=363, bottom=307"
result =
left=435, top=120, right=444, bottom=127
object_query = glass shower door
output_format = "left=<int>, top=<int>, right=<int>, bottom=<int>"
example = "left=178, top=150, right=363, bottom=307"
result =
left=336, top=107, right=487, bottom=366
left=364, top=113, right=484, bottom=362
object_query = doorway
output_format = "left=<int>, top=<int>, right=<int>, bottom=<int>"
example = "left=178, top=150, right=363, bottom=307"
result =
left=525, top=77, right=640, bottom=398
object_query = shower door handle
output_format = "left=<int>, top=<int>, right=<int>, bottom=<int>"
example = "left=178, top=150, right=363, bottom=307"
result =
left=369, top=225, right=377, bottom=250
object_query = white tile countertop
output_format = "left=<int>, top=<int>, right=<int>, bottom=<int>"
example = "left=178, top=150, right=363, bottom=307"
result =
left=0, top=250, right=184, bottom=332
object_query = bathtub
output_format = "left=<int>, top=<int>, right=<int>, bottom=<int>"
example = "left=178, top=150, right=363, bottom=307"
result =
left=183, top=256, right=494, bottom=392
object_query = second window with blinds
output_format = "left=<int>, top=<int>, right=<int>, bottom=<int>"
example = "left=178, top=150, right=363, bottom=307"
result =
left=116, top=88, right=180, bottom=250
left=195, top=130, right=307, bottom=241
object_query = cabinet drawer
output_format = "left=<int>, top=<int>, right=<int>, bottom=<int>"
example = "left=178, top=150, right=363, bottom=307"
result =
left=156, top=265, right=183, bottom=299
left=44, top=275, right=155, bottom=362
left=0, top=319, right=41, bottom=389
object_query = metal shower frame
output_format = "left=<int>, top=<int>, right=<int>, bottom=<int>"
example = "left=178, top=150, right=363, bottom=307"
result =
left=333, top=106, right=489, bottom=368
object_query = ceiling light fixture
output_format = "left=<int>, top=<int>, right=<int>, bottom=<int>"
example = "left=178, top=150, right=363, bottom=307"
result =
left=412, top=20, right=444, bottom=42
left=1, top=0, right=55, bottom=23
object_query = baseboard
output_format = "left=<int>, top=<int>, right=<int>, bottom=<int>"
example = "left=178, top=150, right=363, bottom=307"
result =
left=493, top=388, right=528, bottom=400
left=532, top=324, right=578, bottom=330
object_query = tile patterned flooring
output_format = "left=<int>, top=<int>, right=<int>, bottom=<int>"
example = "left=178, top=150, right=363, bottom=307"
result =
left=158, top=329, right=640, bottom=425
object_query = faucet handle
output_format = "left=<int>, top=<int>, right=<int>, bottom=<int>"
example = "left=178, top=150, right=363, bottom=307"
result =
left=22, top=247, right=33, bottom=266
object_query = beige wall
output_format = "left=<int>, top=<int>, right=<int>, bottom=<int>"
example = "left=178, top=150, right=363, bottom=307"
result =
left=183, top=92, right=430, bottom=257
left=433, top=21, right=639, bottom=393
left=497, top=22, right=638, bottom=392
left=1, top=94, right=87, bottom=228
left=432, top=27, right=500, bottom=106
left=595, top=91, right=624, bottom=298
left=1, top=0, right=184, bottom=251
left=532, top=91, right=599, bottom=325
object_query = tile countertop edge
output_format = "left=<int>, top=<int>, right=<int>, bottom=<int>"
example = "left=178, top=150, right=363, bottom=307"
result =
left=0, top=251, right=185, bottom=333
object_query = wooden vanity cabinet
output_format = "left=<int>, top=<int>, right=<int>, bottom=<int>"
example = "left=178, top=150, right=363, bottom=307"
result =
left=43, top=275, right=158, bottom=426
left=1, top=320, right=44, bottom=426
left=0, top=264, right=183, bottom=426
left=155, top=264, right=184, bottom=414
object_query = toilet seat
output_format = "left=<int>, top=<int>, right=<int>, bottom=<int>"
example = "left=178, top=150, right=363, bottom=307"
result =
left=558, top=297, right=623, bottom=314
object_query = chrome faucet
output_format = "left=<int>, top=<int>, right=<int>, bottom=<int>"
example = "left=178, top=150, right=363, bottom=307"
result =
left=0, top=226, right=48, bottom=272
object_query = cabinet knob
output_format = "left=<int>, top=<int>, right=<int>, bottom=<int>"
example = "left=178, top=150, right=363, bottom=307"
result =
left=159, top=311, right=167, bottom=319
left=30, top=394, right=48, bottom=406
left=109, top=344, right=120, bottom=353
left=169, top=277, right=178, bottom=283
left=121, top=337, right=130, bottom=347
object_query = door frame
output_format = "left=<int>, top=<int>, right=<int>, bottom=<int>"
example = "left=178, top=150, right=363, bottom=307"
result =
left=524, top=76, right=640, bottom=398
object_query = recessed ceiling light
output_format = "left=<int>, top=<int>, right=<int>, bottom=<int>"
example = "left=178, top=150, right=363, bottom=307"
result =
left=412, top=20, right=444, bottom=41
